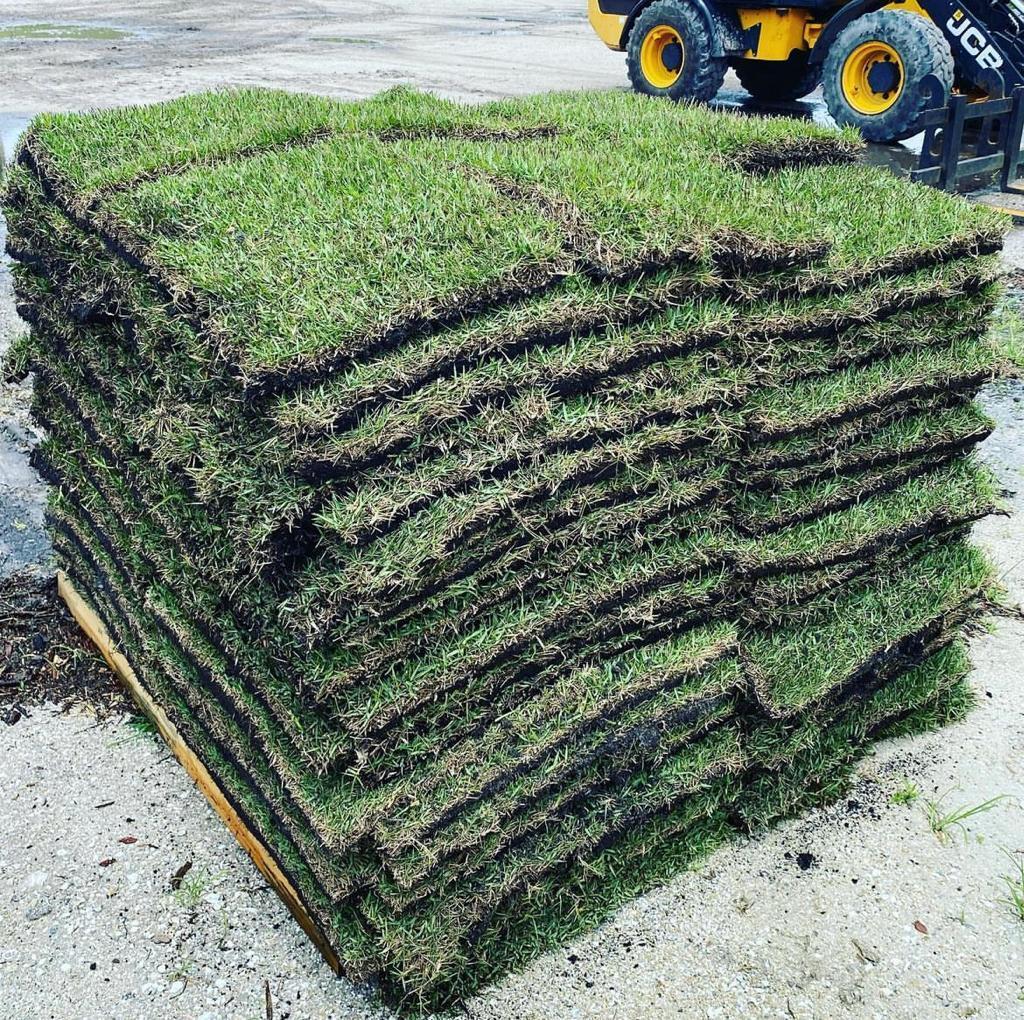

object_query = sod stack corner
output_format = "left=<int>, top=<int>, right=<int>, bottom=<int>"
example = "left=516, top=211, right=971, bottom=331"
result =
left=3, top=85, right=1020, bottom=1010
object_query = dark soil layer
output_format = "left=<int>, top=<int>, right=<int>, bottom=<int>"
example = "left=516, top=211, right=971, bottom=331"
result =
left=0, top=570, right=131, bottom=720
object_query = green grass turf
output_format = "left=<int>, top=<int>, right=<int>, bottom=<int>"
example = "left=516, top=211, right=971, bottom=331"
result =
left=295, top=398, right=992, bottom=635
left=25, top=307, right=999, bottom=651
left=121, top=153, right=998, bottom=387
left=0, top=158, right=871, bottom=421
left=374, top=650, right=975, bottom=1009
left=25, top=270, right=980, bottom=605
left=48, top=378, right=991, bottom=823
left=292, top=288, right=993, bottom=554
left=10, top=88, right=1004, bottom=386
left=742, top=535, right=962, bottom=631
left=10, top=164, right=996, bottom=428
left=52, top=500, right=741, bottom=928
left=6, top=84, right=1011, bottom=1013
left=275, top=258, right=996, bottom=461
left=25, top=342, right=999, bottom=733
left=47, top=528, right=382, bottom=967
left=305, top=407, right=735, bottom=549
left=50, top=512, right=709, bottom=1008
left=742, top=634, right=970, bottom=774
left=744, top=540, right=994, bottom=716
left=43, top=463, right=734, bottom=862
left=271, top=270, right=996, bottom=534
left=739, top=455, right=1000, bottom=574
left=375, top=696, right=743, bottom=910
left=741, top=400, right=994, bottom=492
left=123, top=134, right=990, bottom=341
left=6, top=176, right=999, bottom=598
left=16, top=196, right=995, bottom=598
left=306, top=532, right=731, bottom=727
left=48, top=393, right=983, bottom=901
left=299, top=490, right=728, bottom=700
left=362, top=721, right=746, bottom=931
left=291, top=450, right=726, bottom=636
left=375, top=646, right=742, bottom=871
left=396, top=663, right=972, bottom=1013
left=32, top=325, right=729, bottom=667
left=36, top=354, right=995, bottom=744
left=7, top=228, right=738, bottom=563
left=412, top=619, right=965, bottom=911
left=294, top=321, right=991, bottom=540
left=745, top=329, right=1017, bottom=442
left=15, top=87, right=562, bottom=197
left=735, top=647, right=973, bottom=836
left=46, top=493, right=974, bottom=1011
left=30, top=348, right=731, bottom=713
left=743, top=392, right=970, bottom=474
left=734, top=446, right=983, bottom=536
left=59, top=500, right=727, bottom=991
left=49, top=401, right=983, bottom=831
left=374, top=559, right=984, bottom=909
left=307, top=413, right=730, bottom=550
left=46, top=493, right=364, bottom=828
left=269, top=256, right=997, bottom=442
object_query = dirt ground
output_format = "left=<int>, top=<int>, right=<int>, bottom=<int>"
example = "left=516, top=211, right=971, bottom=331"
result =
left=1, top=4, right=1023, bottom=1019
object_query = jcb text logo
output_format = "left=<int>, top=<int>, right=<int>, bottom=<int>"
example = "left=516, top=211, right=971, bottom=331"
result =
left=947, top=9, right=1004, bottom=70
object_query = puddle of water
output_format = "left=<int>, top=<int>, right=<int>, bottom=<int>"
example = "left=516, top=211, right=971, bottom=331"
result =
left=860, top=141, right=921, bottom=178
left=312, top=35, right=379, bottom=46
left=0, top=22, right=132, bottom=42
left=0, top=114, right=32, bottom=165
left=449, top=27, right=528, bottom=37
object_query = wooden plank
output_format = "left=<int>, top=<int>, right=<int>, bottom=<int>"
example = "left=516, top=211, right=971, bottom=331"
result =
left=977, top=203, right=1024, bottom=222
left=970, top=192, right=1024, bottom=223
left=56, top=570, right=343, bottom=976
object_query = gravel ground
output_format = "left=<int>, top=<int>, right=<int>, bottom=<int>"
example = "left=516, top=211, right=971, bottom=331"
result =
left=2, top=4, right=1023, bottom=1018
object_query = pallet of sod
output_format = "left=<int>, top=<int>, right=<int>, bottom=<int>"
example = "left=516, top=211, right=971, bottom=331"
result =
left=3, top=86, right=1016, bottom=1011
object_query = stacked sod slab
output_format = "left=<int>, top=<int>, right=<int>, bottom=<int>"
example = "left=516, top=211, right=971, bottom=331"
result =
left=3, top=86, right=1018, bottom=1009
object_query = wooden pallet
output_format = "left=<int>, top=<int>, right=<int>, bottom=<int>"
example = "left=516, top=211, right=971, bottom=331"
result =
left=57, top=569, right=342, bottom=975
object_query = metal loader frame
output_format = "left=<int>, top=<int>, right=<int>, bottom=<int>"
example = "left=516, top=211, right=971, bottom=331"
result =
left=906, top=3, right=1024, bottom=194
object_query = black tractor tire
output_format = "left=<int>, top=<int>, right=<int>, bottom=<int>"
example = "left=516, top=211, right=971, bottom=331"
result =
left=822, top=10, right=954, bottom=143
left=626, top=0, right=728, bottom=103
left=734, top=52, right=821, bottom=102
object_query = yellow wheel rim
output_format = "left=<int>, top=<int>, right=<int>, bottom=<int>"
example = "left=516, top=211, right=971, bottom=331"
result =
left=640, top=25, right=684, bottom=89
left=842, top=40, right=904, bottom=115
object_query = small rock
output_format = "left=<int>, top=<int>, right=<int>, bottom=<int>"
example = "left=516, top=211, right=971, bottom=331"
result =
left=24, top=900, right=52, bottom=922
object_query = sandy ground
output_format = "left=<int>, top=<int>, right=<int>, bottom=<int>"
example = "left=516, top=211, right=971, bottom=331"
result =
left=1, top=3, right=1023, bottom=1018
